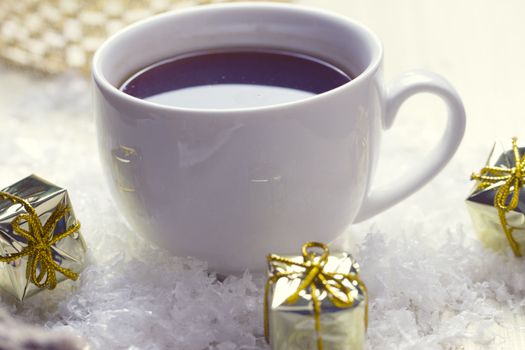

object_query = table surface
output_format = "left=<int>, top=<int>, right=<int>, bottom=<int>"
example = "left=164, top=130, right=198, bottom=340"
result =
left=301, top=1, right=525, bottom=349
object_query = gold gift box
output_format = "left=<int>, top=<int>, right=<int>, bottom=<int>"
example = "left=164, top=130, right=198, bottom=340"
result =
left=0, top=175, right=87, bottom=300
left=265, top=243, right=367, bottom=350
left=466, top=139, right=525, bottom=255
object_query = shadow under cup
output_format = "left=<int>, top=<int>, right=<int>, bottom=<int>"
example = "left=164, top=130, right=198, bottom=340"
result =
left=92, top=3, right=382, bottom=273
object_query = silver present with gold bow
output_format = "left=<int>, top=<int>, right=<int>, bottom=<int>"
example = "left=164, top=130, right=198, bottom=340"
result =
left=0, top=175, right=86, bottom=301
left=265, top=242, right=367, bottom=350
left=467, top=138, right=525, bottom=256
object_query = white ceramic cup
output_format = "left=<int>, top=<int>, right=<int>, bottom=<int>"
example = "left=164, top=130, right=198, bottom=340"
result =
left=93, top=3, right=466, bottom=273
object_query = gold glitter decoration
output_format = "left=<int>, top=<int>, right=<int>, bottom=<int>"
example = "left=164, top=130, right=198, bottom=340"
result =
left=0, top=0, right=291, bottom=75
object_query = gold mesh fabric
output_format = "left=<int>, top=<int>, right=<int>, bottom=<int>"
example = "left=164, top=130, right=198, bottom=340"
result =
left=0, top=0, right=290, bottom=75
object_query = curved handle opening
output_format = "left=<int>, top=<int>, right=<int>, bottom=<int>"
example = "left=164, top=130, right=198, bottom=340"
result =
left=355, top=70, right=466, bottom=223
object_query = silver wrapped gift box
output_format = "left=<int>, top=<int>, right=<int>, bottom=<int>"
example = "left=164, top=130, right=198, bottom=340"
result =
left=466, top=139, right=525, bottom=256
left=0, top=175, right=87, bottom=300
left=265, top=242, right=367, bottom=350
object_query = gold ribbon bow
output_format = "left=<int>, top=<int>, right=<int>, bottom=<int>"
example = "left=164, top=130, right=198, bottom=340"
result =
left=471, top=137, right=525, bottom=256
left=264, top=242, right=368, bottom=350
left=0, top=191, right=81, bottom=289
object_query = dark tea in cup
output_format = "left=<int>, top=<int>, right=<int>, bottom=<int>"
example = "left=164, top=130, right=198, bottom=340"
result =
left=120, top=50, right=352, bottom=109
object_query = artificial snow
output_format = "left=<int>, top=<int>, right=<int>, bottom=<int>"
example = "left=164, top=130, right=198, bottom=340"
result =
left=0, top=66, right=523, bottom=350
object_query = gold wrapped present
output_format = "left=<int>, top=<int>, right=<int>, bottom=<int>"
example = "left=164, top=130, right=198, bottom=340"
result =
left=265, top=242, right=367, bottom=350
left=467, top=138, right=525, bottom=256
left=0, top=175, right=87, bottom=300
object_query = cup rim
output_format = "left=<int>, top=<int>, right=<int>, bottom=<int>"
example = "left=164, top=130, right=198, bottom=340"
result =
left=92, top=2, right=383, bottom=115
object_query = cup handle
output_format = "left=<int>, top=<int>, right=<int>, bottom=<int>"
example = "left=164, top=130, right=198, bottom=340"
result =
left=354, top=70, right=466, bottom=222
